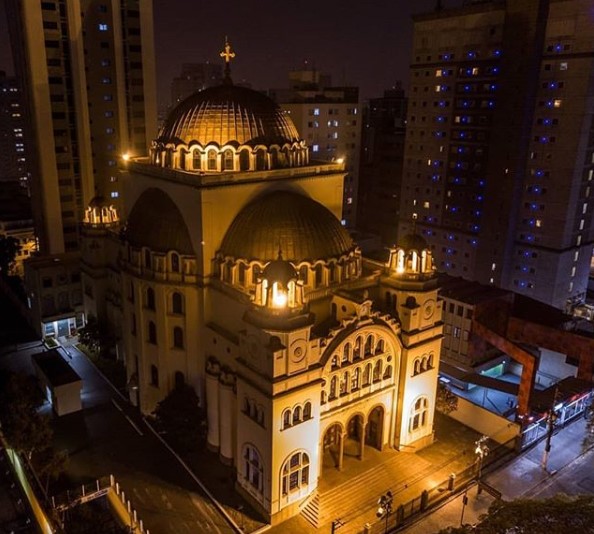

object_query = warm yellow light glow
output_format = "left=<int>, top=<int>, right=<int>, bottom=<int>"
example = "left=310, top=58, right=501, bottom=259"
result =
left=272, top=290, right=288, bottom=308
left=336, top=157, right=345, bottom=164
left=122, top=153, right=130, bottom=161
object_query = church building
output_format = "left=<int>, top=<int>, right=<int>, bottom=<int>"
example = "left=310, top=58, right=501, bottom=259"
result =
left=80, top=44, right=443, bottom=525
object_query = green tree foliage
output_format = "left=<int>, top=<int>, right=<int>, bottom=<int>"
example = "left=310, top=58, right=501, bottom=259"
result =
left=0, top=370, right=52, bottom=458
left=37, top=447, right=69, bottom=493
left=436, top=381, right=459, bottom=415
left=0, top=235, right=20, bottom=276
left=64, top=500, right=131, bottom=534
left=153, top=384, right=207, bottom=453
left=78, top=315, right=115, bottom=356
left=439, top=494, right=594, bottom=534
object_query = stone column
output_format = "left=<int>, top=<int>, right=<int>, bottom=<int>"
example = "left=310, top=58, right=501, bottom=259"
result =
left=205, top=358, right=220, bottom=452
left=359, top=419, right=365, bottom=460
left=219, top=367, right=235, bottom=465
left=338, top=432, right=345, bottom=471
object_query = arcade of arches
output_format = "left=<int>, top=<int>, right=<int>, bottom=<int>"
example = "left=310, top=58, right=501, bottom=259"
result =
left=322, top=406, right=385, bottom=472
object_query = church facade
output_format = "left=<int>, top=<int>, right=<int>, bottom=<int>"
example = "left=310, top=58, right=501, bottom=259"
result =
left=80, top=56, right=443, bottom=524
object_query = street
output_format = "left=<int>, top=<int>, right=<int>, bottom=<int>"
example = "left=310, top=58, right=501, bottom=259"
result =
left=0, top=338, right=235, bottom=534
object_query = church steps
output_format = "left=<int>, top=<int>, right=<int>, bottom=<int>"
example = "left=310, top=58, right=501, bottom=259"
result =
left=299, top=491, right=320, bottom=528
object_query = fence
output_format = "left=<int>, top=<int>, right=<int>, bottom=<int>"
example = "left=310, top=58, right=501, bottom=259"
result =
left=361, top=437, right=515, bottom=534
left=51, top=475, right=150, bottom=534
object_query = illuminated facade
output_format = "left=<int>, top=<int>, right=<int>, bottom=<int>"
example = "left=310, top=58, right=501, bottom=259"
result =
left=82, top=48, right=443, bottom=524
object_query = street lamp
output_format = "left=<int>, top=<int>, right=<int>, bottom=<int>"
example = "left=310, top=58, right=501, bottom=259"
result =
left=474, top=435, right=489, bottom=481
left=376, top=491, right=393, bottom=534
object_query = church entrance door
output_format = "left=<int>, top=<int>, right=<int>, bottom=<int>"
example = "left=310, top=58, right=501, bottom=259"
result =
left=365, top=406, right=384, bottom=450
left=322, top=423, right=343, bottom=470
left=346, top=414, right=365, bottom=459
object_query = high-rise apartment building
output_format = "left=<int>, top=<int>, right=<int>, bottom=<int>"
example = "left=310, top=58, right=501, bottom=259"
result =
left=270, top=70, right=361, bottom=227
left=6, top=0, right=157, bottom=255
left=399, top=0, right=594, bottom=309
left=0, top=71, right=29, bottom=189
left=358, top=87, right=407, bottom=245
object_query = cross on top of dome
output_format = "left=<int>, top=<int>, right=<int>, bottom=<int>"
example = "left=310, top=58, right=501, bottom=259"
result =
left=220, top=36, right=235, bottom=84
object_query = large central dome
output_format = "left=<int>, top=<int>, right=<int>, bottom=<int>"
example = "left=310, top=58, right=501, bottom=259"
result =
left=219, top=190, right=355, bottom=263
left=158, top=84, right=301, bottom=147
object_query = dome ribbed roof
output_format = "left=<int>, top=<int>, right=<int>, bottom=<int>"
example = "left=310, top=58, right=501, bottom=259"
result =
left=219, top=191, right=355, bottom=262
left=158, top=84, right=301, bottom=147
left=125, top=188, right=194, bottom=255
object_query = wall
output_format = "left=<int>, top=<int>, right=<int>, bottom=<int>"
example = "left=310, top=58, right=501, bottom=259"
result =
left=447, top=395, right=520, bottom=445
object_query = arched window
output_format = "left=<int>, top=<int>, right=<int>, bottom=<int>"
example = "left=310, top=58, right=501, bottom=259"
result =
left=173, top=326, right=184, bottom=348
left=144, top=249, right=151, bottom=269
left=329, top=376, right=337, bottom=399
left=340, top=372, right=349, bottom=395
left=299, top=265, right=309, bottom=285
left=192, top=149, right=201, bottom=170
left=292, top=406, right=302, bottom=424
left=421, top=357, right=428, bottom=372
left=413, top=359, right=421, bottom=376
left=171, top=253, right=180, bottom=273
left=244, top=445, right=263, bottom=492
left=352, top=367, right=360, bottom=390
left=270, top=148, right=279, bottom=167
left=178, top=149, right=186, bottom=170
left=174, top=371, right=185, bottom=388
left=238, top=263, right=246, bottom=285
left=373, top=360, right=383, bottom=382
left=148, top=321, right=157, bottom=344
left=410, top=397, right=429, bottom=432
left=150, top=364, right=159, bottom=386
left=252, top=264, right=261, bottom=284
left=314, top=264, right=323, bottom=286
left=223, top=149, right=234, bottom=170
left=363, top=363, right=372, bottom=386
left=146, top=287, right=155, bottom=310
left=354, top=337, right=362, bottom=359
left=255, top=149, right=266, bottom=170
left=257, top=405, right=264, bottom=425
left=207, top=149, right=217, bottom=170
left=364, top=336, right=374, bottom=356
left=303, top=402, right=312, bottom=420
left=383, top=365, right=393, bottom=379
left=172, top=292, right=183, bottom=314
left=239, top=149, right=250, bottom=171
left=331, top=355, right=339, bottom=369
left=281, top=452, right=309, bottom=496
left=376, top=339, right=385, bottom=354
left=428, top=354, right=434, bottom=369
left=283, top=410, right=291, bottom=429
left=342, top=343, right=351, bottom=363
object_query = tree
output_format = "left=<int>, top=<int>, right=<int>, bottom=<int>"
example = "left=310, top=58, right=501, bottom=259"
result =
left=0, top=371, right=52, bottom=458
left=36, top=447, right=69, bottom=494
left=152, top=384, right=207, bottom=453
left=438, top=494, right=594, bottom=534
left=0, top=235, right=20, bottom=276
left=436, top=381, right=459, bottom=415
left=77, top=315, right=102, bottom=354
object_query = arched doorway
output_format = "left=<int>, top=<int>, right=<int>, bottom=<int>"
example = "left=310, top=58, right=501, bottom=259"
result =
left=365, top=406, right=384, bottom=450
left=346, top=414, right=365, bottom=459
left=322, top=423, right=343, bottom=470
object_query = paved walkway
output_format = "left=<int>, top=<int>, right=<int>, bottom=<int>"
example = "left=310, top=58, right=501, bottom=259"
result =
left=268, top=412, right=487, bottom=534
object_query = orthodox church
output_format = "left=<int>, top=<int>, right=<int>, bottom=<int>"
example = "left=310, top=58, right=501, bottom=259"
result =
left=80, top=44, right=443, bottom=524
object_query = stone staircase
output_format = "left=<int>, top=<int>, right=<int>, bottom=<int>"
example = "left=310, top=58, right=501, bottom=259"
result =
left=300, top=452, right=432, bottom=530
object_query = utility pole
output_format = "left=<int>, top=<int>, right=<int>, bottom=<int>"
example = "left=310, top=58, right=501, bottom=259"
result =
left=541, top=385, right=560, bottom=471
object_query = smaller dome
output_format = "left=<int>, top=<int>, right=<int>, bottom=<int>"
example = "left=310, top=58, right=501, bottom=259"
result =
left=124, top=188, right=194, bottom=255
left=398, top=233, right=429, bottom=251
left=263, top=254, right=298, bottom=287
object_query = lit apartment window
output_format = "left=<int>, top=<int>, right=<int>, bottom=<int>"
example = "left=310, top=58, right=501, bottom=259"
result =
left=98, top=23, right=108, bottom=31
left=110, top=191, right=119, bottom=198
left=312, top=144, right=319, bottom=152
left=553, top=99, right=562, bottom=108
left=313, top=108, right=320, bottom=116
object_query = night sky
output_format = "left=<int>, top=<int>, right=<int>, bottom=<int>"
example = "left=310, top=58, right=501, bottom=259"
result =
left=0, top=0, right=460, bottom=105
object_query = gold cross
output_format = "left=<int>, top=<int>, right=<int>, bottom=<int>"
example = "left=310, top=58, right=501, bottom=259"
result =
left=220, top=37, right=235, bottom=64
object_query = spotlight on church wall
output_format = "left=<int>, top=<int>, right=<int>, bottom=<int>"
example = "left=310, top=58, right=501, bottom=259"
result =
left=122, top=152, right=131, bottom=161
left=336, top=157, right=345, bottom=164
